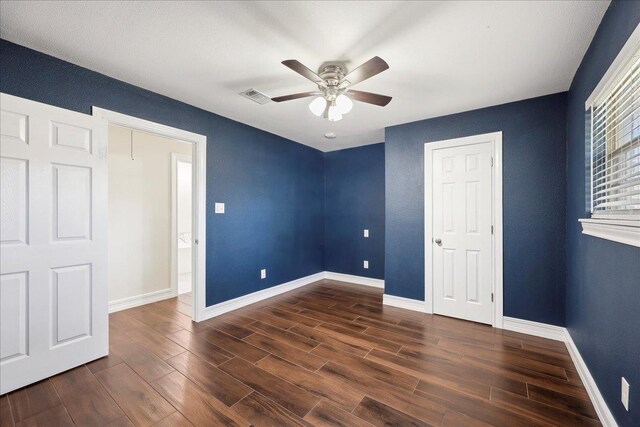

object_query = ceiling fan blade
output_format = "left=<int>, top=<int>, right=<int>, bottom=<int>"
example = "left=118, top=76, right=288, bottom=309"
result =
left=340, top=56, right=389, bottom=87
left=348, top=90, right=392, bottom=106
left=271, top=91, right=321, bottom=102
left=282, top=60, right=327, bottom=88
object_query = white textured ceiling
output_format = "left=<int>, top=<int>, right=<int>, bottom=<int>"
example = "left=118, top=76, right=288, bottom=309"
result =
left=0, top=1, right=609, bottom=151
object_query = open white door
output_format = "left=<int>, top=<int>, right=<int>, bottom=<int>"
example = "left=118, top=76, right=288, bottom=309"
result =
left=0, top=93, right=108, bottom=394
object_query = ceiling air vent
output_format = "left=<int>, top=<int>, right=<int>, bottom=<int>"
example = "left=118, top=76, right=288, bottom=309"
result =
left=239, top=88, right=271, bottom=105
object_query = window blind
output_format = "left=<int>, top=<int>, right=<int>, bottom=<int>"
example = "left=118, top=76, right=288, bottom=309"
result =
left=590, top=52, right=640, bottom=215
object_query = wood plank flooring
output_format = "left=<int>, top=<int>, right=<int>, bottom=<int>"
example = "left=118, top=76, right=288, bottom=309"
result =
left=0, top=280, right=600, bottom=426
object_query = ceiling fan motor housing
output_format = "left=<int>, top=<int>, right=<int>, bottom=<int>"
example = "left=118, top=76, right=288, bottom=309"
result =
left=319, top=65, right=348, bottom=101
left=319, top=65, right=345, bottom=82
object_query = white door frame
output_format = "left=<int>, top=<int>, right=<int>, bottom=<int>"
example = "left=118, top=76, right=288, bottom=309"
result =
left=424, top=131, right=503, bottom=328
left=171, top=153, right=193, bottom=296
left=93, top=107, right=207, bottom=322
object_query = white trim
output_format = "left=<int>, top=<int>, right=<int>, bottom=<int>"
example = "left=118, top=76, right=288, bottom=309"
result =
left=382, top=294, right=430, bottom=313
left=565, top=330, right=618, bottom=427
left=502, top=317, right=566, bottom=342
left=579, top=218, right=640, bottom=247
left=494, top=135, right=504, bottom=328
left=109, top=288, right=177, bottom=313
left=93, top=107, right=208, bottom=322
left=502, top=317, right=617, bottom=427
left=171, top=153, right=193, bottom=296
left=205, top=271, right=380, bottom=319
left=324, top=272, right=384, bottom=288
left=205, top=272, right=325, bottom=319
left=591, top=213, right=640, bottom=220
left=424, top=131, right=504, bottom=328
left=585, top=22, right=640, bottom=109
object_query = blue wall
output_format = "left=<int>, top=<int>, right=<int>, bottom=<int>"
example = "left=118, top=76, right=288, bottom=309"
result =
left=385, top=93, right=568, bottom=325
left=0, top=39, right=325, bottom=306
left=324, top=143, right=385, bottom=279
left=566, top=1, right=640, bottom=425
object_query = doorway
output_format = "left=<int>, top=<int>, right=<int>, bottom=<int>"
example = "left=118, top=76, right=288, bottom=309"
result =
left=172, top=153, right=193, bottom=298
left=424, top=132, right=503, bottom=327
left=94, top=107, right=207, bottom=322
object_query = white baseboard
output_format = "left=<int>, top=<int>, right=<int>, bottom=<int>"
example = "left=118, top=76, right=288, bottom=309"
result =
left=109, top=288, right=176, bottom=313
left=502, top=317, right=616, bottom=427
left=324, top=272, right=384, bottom=288
left=502, top=316, right=567, bottom=342
left=204, top=272, right=325, bottom=319
left=205, top=271, right=378, bottom=320
left=564, top=329, right=618, bottom=427
left=382, top=294, right=431, bottom=313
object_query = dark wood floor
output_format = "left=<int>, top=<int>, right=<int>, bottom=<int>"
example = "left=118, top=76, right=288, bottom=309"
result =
left=1, top=280, right=599, bottom=426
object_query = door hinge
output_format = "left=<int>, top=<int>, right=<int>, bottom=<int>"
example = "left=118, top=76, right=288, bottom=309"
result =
left=491, top=293, right=494, bottom=303
left=491, top=225, right=494, bottom=235
left=195, top=239, right=199, bottom=245
left=491, top=157, right=494, bottom=167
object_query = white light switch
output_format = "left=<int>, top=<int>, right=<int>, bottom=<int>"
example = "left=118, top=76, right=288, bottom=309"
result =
left=215, top=202, right=225, bottom=214
left=364, top=229, right=369, bottom=238
left=261, top=269, right=267, bottom=279
left=622, top=377, right=630, bottom=411
left=363, top=260, right=369, bottom=269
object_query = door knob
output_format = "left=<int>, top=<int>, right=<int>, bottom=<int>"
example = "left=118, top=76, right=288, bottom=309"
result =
left=434, top=238, right=442, bottom=246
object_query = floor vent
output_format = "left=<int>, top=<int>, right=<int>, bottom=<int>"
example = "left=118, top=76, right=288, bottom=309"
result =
left=239, top=88, right=271, bottom=105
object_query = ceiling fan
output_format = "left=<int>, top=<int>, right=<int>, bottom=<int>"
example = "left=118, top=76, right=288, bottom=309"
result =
left=271, top=56, right=392, bottom=122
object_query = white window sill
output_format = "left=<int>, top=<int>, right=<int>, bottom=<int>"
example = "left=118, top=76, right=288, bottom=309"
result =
left=579, top=218, right=640, bottom=247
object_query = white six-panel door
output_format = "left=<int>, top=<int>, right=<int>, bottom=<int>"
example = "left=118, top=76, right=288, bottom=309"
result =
left=0, top=93, right=108, bottom=394
left=431, top=141, right=493, bottom=324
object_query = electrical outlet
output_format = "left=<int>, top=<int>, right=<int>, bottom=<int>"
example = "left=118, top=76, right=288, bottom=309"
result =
left=214, top=202, right=225, bottom=214
left=364, top=229, right=369, bottom=238
left=363, top=260, right=369, bottom=269
left=260, top=269, right=266, bottom=279
left=622, top=377, right=630, bottom=411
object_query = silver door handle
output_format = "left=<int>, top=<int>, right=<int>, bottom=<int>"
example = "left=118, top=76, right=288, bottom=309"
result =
left=434, top=238, right=442, bottom=246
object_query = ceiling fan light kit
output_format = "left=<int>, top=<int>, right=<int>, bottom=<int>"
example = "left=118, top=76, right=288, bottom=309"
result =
left=309, top=91, right=351, bottom=121
left=335, top=94, right=353, bottom=114
left=327, top=105, right=343, bottom=122
left=272, top=56, right=392, bottom=122
left=309, top=96, right=326, bottom=116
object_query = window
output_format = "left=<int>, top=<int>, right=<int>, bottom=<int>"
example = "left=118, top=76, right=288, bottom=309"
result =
left=581, top=25, right=640, bottom=247
left=589, top=54, right=640, bottom=216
